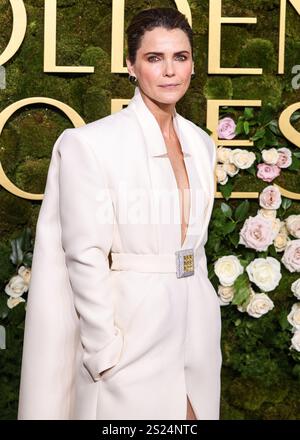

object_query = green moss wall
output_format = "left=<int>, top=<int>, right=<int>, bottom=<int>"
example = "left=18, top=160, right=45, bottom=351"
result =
left=0, top=0, right=299, bottom=419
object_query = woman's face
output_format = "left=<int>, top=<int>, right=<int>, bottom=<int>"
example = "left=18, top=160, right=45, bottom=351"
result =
left=126, top=26, right=194, bottom=106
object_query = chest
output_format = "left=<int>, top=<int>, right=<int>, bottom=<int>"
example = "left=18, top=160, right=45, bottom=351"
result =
left=164, top=136, right=190, bottom=192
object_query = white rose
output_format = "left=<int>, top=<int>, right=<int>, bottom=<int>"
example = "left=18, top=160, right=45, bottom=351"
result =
left=291, top=330, right=300, bottom=352
left=291, top=279, right=300, bottom=300
left=5, top=275, right=29, bottom=298
left=262, top=148, right=280, bottom=165
left=217, top=285, right=235, bottom=305
left=246, top=293, right=274, bottom=318
left=214, top=255, right=244, bottom=287
left=257, top=210, right=281, bottom=236
left=259, top=185, right=282, bottom=210
left=217, top=147, right=232, bottom=163
left=246, top=257, right=282, bottom=292
left=281, top=239, right=300, bottom=272
left=216, top=164, right=228, bottom=185
left=237, top=303, right=247, bottom=313
left=274, top=230, right=290, bottom=252
left=287, top=303, right=300, bottom=330
left=7, top=296, right=26, bottom=309
left=271, top=218, right=281, bottom=236
left=274, top=221, right=290, bottom=252
left=285, top=215, right=300, bottom=239
left=229, top=149, right=256, bottom=169
left=257, top=209, right=277, bottom=219
left=223, top=162, right=239, bottom=177
left=18, top=266, right=31, bottom=286
left=276, top=147, right=292, bottom=168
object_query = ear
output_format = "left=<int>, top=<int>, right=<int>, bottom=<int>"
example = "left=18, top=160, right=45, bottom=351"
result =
left=125, top=57, right=135, bottom=76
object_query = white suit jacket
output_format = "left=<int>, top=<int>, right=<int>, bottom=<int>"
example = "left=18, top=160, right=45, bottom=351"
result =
left=17, top=86, right=217, bottom=419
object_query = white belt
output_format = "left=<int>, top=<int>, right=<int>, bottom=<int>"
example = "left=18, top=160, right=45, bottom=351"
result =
left=110, top=247, right=206, bottom=279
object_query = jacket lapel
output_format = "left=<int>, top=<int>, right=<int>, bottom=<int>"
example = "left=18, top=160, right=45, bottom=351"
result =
left=125, top=86, right=214, bottom=250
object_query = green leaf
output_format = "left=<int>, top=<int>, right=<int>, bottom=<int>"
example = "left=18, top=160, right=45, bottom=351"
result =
left=220, top=202, right=232, bottom=218
left=278, top=309, right=290, bottom=331
left=234, top=200, right=250, bottom=222
left=9, top=240, right=23, bottom=266
left=0, top=295, right=9, bottom=319
left=239, top=255, right=254, bottom=267
left=257, top=104, right=275, bottom=125
left=288, top=156, right=300, bottom=171
left=219, top=180, right=233, bottom=200
left=268, top=120, right=282, bottom=136
left=244, top=107, right=254, bottom=120
left=257, top=250, right=269, bottom=258
left=245, top=166, right=256, bottom=177
left=255, top=138, right=267, bottom=149
left=23, top=252, right=33, bottom=267
left=251, top=128, right=266, bottom=141
left=20, top=227, right=32, bottom=252
left=290, top=111, right=300, bottom=123
left=281, top=197, right=292, bottom=211
left=264, top=129, right=278, bottom=146
left=223, top=222, right=236, bottom=235
left=235, top=120, right=245, bottom=135
left=232, top=273, right=252, bottom=306
left=269, top=243, right=278, bottom=258
left=244, top=121, right=250, bottom=135
left=228, top=232, right=240, bottom=248
left=9, top=227, right=33, bottom=266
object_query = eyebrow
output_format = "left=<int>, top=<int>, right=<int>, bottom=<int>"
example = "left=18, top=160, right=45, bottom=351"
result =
left=144, top=51, right=190, bottom=56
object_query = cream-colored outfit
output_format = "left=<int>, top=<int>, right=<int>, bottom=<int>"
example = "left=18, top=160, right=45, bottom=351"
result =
left=17, top=86, right=222, bottom=420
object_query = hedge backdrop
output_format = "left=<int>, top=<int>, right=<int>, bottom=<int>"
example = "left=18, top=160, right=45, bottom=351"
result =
left=0, top=0, right=300, bottom=419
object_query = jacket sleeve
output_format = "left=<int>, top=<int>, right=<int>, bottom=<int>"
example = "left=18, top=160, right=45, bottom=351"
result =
left=57, top=128, right=123, bottom=382
left=202, top=135, right=217, bottom=246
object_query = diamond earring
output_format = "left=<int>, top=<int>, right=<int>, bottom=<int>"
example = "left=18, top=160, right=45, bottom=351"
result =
left=128, top=75, right=137, bottom=84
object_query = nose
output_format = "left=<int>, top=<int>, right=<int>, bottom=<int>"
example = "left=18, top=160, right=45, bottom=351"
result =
left=163, top=58, right=176, bottom=77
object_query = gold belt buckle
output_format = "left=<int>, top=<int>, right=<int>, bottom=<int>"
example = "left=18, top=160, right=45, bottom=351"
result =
left=175, top=248, right=194, bottom=278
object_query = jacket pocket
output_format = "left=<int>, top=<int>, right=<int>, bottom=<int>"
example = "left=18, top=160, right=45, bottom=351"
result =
left=112, top=271, right=156, bottom=334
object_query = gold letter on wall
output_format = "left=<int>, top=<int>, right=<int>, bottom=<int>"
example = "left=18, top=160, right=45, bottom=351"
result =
left=0, top=98, right=85, bottom=200
left=0, top=0, right=27, bottom=66
left=278, top=0, right=300, bottom=74
left=276, top=102, right=300, bottom=199
left=208, top=0, right=262, bottom=74
left=111, top=0, right=192, bottom=73
left=44, top=0, right=94, bottom=73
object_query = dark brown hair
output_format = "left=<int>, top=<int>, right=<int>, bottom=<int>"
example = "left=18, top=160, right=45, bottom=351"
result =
left=126, top=7, right=193, bottom=65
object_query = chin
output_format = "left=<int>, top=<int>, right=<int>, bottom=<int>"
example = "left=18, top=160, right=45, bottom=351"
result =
left=155, top=89, right=182, bottom=100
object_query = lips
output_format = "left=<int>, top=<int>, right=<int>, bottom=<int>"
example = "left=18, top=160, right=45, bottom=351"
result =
left=159, top=84, right=179, bottom=87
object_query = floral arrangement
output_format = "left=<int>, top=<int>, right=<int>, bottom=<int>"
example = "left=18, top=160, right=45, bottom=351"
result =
left=210, top=107, right=300, bottom=360
left=216, top=113, right=293, bottom=186
left=0, top=228, right=32, bottom=350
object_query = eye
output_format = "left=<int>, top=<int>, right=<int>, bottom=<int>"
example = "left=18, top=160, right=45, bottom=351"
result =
left=148, top=56, right=160, bottom=62
left=176, top=55, right=187, bottom=61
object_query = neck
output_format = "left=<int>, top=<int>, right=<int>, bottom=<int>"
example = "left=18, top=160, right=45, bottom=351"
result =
left=139, top=88, right=176, bottom=139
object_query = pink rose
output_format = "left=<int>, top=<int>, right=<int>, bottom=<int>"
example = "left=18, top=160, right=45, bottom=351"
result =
left=257, top=163, right=281, bottom=182
left=276, top=147, right=292, bottom=168
left=239, top=215, right=277, bottom=251
left=259, top=185, right=282, bottom=210
left=218, top=117, right=236, bottom=140
left=281, top=239, right=300, bottom=272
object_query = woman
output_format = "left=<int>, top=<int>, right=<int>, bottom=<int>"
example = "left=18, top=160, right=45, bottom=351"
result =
left=18, top=7, right=222, bottom=420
